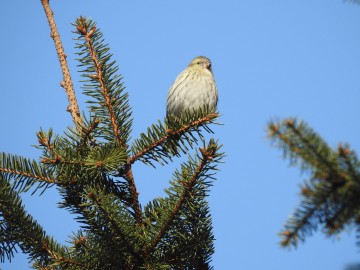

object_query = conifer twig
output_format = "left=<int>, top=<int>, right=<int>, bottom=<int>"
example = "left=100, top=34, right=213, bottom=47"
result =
left=77, top=23, right=124, bottom=147
left=0, top=175, right=65, bottom=265
left=125, top=114, right=218, bottom=226
left=268, top=118, right=357, bottom=247
left=284, top=120, right=339, bottom=176
left=145, top=146, right=215, bottom=256
left=89, top=193, right=142, bottom=265
left=76, top=19, right=143, bottom=226
left=40, top=242, right=85, bottom=268
left=280, top=188, right=332, bottom=247
left=40, top=0, right=83, bottom=130
left=0, top=168, right=58, bottom=184
left=129, top=113, right=218, bottom=165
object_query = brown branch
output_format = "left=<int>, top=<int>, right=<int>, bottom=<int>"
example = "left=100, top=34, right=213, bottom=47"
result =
left=128, top=113, right=218, bottom=165
left=0, top=168, right=58, bottom=184
left=40, top=0, right=83, bottom=130
left=124, top=165, right=143, bottom=226
left=144, top=147, right=213, bottom=257
left=42, top=242, right=86, bottom=268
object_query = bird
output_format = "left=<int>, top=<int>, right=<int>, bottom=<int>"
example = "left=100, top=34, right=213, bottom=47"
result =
left=166, top=56, right=218, bottom=118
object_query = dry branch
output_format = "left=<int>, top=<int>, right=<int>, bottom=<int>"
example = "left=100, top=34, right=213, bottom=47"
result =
left=40, top=0, right=83, bottom=130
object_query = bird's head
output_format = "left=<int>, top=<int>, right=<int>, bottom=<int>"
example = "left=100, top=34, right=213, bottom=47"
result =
left=188, top=56, right=212, bottom=72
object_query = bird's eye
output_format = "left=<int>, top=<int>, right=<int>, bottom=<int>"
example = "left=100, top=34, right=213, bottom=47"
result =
left=197, top=61, right=201, bottom=65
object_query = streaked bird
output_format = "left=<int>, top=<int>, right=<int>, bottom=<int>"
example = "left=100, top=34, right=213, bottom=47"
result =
left=166, top=56, right=218, bottom=118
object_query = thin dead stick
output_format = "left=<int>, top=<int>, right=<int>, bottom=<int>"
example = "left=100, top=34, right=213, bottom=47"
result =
left=40, top=0, right=83, bottom=130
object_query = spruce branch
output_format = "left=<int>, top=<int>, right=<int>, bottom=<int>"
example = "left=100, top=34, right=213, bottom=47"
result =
left=41, top=255, right=86, bottom=269
left=77, top=23, right=122, bottom=146
left=73, top=18, right=142, bottom=224
left=40, top=0, right=83, bottom=130
left=86, top=190, right=143, bottom=266
left=279, top=187, right=334, bottom=247
left=0, top=174, right=66, bottom=266
left=145, top=139, right=222, bottom=258
left=65, top=189, right=142, bottom=269
left=74, top=17, right=132, bottom=147
left=130, top=110, right=219, bottom=167
left=39, top=145, right=127, bottom=173
left=37, top=129, right=59, bottom=157
left=268, top=118, right=360, bottom=248
left=0, top=152, right=58, bottom=193
left=85, top=144, right=127, bottom=172
left=268, top=118, right=340, bottom=177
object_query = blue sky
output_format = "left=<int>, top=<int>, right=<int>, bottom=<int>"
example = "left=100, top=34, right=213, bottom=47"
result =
left=1, top=1, right=360, bottom=269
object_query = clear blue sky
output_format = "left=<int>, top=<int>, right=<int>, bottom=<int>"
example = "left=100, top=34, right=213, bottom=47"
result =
left=1, top=1, right=360, bottom=269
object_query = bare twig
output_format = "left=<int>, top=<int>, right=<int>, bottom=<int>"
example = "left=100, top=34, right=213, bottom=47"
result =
left=40, top=0, right=83, bottom=130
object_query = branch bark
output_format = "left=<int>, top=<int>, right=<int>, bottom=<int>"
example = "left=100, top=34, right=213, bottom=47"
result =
left=40, top=0, right=83, bottom=130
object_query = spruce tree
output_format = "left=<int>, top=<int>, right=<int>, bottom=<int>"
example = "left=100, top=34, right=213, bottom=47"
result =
left=0, top=1, right=223, bottom=269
